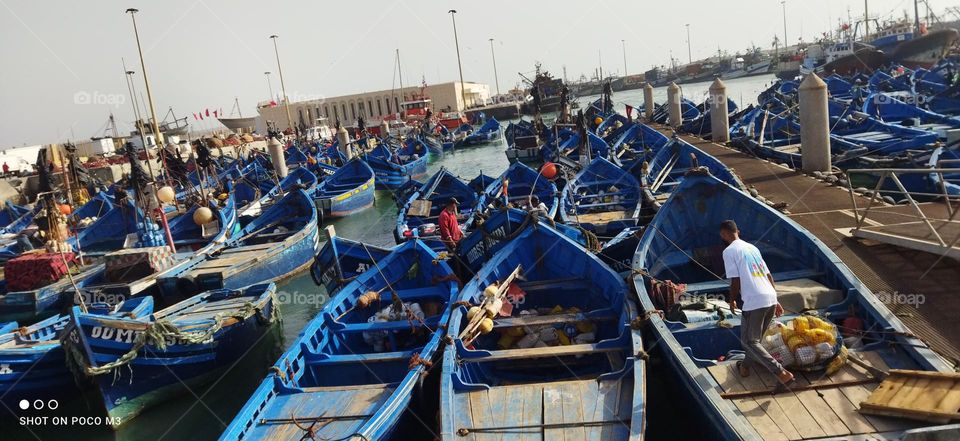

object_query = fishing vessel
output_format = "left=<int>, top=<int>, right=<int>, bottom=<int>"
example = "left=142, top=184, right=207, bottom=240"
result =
left=440, top=216, right=644, bottom=440
left=560, top=157, right=642, bottom=236
left=310, top=227, right=390, bottom=295
left=396, top=167, right=485, bottom=252
left=362, top=143, right=429, bottom=190
left=313, top=159, right=375, bottom=218
left=484, top=161, right=559, bottom=219
left=221, top=239, right=458, bottom=440
left=631, top=172, right=956, bottom=440
left=156, top=189, right=319, bottom=299
left=62, top=283, right=279, bottom=427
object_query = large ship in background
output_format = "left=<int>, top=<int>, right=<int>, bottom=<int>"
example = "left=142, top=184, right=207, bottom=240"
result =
left=519, top=63, right=567, bottom=115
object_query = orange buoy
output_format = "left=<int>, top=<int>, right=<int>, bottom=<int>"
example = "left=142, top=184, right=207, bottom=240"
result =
left=59, top=204, right=72, bottom=215
left=541, top=162, right=558, bottom=179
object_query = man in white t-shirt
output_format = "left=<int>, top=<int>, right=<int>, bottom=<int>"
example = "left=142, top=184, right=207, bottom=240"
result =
left=720, top=220, right=794, bottom=385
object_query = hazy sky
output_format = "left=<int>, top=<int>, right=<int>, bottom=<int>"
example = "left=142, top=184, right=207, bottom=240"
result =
left=0, top=0, right=953, bottom=147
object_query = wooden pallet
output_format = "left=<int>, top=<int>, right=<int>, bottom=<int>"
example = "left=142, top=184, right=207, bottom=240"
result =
left=407, top=199, right=432, bottom=217
left=860, top=370, right=960, bottom=424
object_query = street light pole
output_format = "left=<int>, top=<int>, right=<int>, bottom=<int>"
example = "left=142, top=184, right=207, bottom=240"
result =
left=125, top=8, right=159, bottom=179
left=781, top=1, right=788, bottom=48
left=264, top=71, right=275, bottom=103
left=449, top=10, right=468, bottom=111
left=488, top=38, right=500, bottom=96
left=270, top=35, right=295, bottom=136
left=621, top=39, right=628, bottom=76
left=685, top=24, right=692, bottom=64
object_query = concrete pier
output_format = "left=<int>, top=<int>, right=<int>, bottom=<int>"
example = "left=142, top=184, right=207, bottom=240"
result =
left=667, top=82, right=682, bottom=128
left=709, top=78, right=729, bottom=143
left=799, top=74, right=832, bottom=173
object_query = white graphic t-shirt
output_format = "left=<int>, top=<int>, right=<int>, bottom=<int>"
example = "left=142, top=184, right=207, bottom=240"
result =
left=723, top=238, right=777, bottom=311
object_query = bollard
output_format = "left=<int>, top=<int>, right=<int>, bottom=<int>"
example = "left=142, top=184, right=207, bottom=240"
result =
left=643, top=82, right=655, bottom=121
left=799, top=74, right=831, bottom=173
left=267, top=135, right=288, bottom=178
left=380, top=119, right=390, bottom=138
left=709, top=78, right=730, bottom=143
left=337, top=126, right=354, bottom=160
left=667, top=82, right=682, bottom=128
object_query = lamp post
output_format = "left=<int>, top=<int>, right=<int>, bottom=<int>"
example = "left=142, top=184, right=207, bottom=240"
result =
left=264, top=71, right=275, bottom=103
left=125, top=8, right=160, bottom=179
left=488, top=38, right=500, bottom=96
left=781, top=1, right=788, bottom=48
left=449, top=10, right=468, bottom=110
left=270, top=35, right=295, bottom=136
left=621, top=39, right=628, bottom=76
left=685, top=24, right=692, bottom=64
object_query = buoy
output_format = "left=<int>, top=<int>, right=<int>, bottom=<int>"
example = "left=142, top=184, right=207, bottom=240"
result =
left=483, top=285, right=498, bottom=299
left=59, top=204, right=72, bottom=215
left=156, top=186, right=176, bottom=203
left=594, top=117, right=603, bottom=125
left=541, top=162, right=558, bottom=179
left=467, top=306, right=481, bottom=321
left=193, top=206, right=214, bottom=225
left=479, top=318, right=494, bottom=334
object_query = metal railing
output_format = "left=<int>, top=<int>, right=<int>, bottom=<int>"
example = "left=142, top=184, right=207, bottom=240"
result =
left=846, top=167, right=959, bottom=258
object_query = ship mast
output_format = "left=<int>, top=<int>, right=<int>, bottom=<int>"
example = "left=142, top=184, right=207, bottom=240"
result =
left=913, top=0, right=921, bottom=35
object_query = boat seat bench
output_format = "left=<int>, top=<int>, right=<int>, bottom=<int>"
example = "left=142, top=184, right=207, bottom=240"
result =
left=682, top=269, right=825, bottom=293
left=460, top=342, right=624, bottom=363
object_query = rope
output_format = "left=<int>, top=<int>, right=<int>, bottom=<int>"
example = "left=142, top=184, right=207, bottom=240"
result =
left=66, top=293, right=280, bottom=377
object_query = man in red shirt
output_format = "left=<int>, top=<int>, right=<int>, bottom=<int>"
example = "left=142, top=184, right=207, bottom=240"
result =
left=438, top=197, right=462, bottom=251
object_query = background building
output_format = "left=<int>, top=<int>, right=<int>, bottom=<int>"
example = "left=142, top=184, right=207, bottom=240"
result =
left=258, top=81, right=490, bottom=129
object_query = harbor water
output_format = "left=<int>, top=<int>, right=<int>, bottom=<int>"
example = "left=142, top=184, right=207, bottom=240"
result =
left=10, top=74, right=775, bottom=441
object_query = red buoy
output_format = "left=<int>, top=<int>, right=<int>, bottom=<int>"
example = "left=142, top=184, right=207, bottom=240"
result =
left=541, top=162, right=558, bottom=179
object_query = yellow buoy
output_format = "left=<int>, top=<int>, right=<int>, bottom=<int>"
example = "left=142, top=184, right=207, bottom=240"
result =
left=156, top=186, right=176, bottom=204
left=594, top=117, right=603, bottom=125
left=193, top=206, right=214, bottom=225
left=479, top=318, right=494, bottom=334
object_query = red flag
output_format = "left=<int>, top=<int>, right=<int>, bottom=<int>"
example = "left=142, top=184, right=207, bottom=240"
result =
left=213, top=110, right=218, bottom=118
left=193, top=113, right=198, bottom=121
left=199, top=112, right=204, bottom=121
left=625, top=105, right=634, bottom=119
left=205, top=109, right=210, bottom=117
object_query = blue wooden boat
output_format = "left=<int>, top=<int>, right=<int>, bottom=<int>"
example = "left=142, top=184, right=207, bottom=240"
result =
left=156, top=189, right=319, bottom=298
left=599, top=116, right=670, bottom=155
left=631, top=172, right=956, bottom=440
left=467, top=172, right=495, bottom=194
left=0, top=321, right=16, bottom=334
left=861, top=92, right=960, bottom=139
left=62, top=283, right=278, bottom=427
left=0, top=200, right=151, bottom=323
left=419, top=131, right=454, bottom=154
left=236, top=166, right=318, bottom=217
left=440, top=215, right=644, bottom=440
left=396, top=167, right=485, bottom=251
left=310, top=232, right=391, bottom=295
left=363, top=142, right=429, bottom=190
left=484, top=161, right=560, bottom=219
left=504, top=120, right=545, bottom=165
left=561, top=157, right=642, bottom=236
left=638, top=139, right=744, bottom=210
left=65, top=196, right=237, bottom=306
left=599, top=225, right=645, bottom=275
left=540, top=130, right=611, bottom=165
left=0, top=296, right=153, bottom=419
left=829, top=106, right=939, bottom=156
left=69, top=191, right=114, bottom=227
left=652, top=97, right=700, bottom=125
left=0, top=201, right=33, bottom=234
left=456, top=117, right=501, bottom=147
left=456, top=207, right=587, bottom=274
left=313, top=159, right=375, bottom=218
left=221, top=239, right=458, bottom=440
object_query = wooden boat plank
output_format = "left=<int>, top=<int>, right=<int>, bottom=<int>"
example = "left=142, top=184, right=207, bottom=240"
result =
left=820, top=359, right=915, bottom=433
left=451, top=391, right=476, bottom=441
left=499, top=384, right=529, bottom=441
left=578, top=379, right=601, bottom=441
left=711, top=363, right=790, bottom=440
left=613, top=377, right=632, bottom=440
left=468, top=389, right=496, bottom=441
left=485, top=386, right=509, bottom=441
left=595, top=379, right=622, bottom=441
left=542, top=383, right=567, bottom=440
left=320, top=386, right=395, bottom=440
left=571, top=211, right=632, bottom=224
left=519, top=384, right=543, bottom=441
left=736, top=364, right=803, bottom=440
left=465, top=343, right=621, bottom=363
left=820, top=387, right=877, bottom=434
left=559, top=381, right=586, bottom=440
left=795, top=390, right=851, bottom=437
left=887, top=377, right=930, bottom=409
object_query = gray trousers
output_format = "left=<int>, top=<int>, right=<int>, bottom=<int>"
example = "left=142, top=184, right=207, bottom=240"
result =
left=740, top=305, right=784, bottom=375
